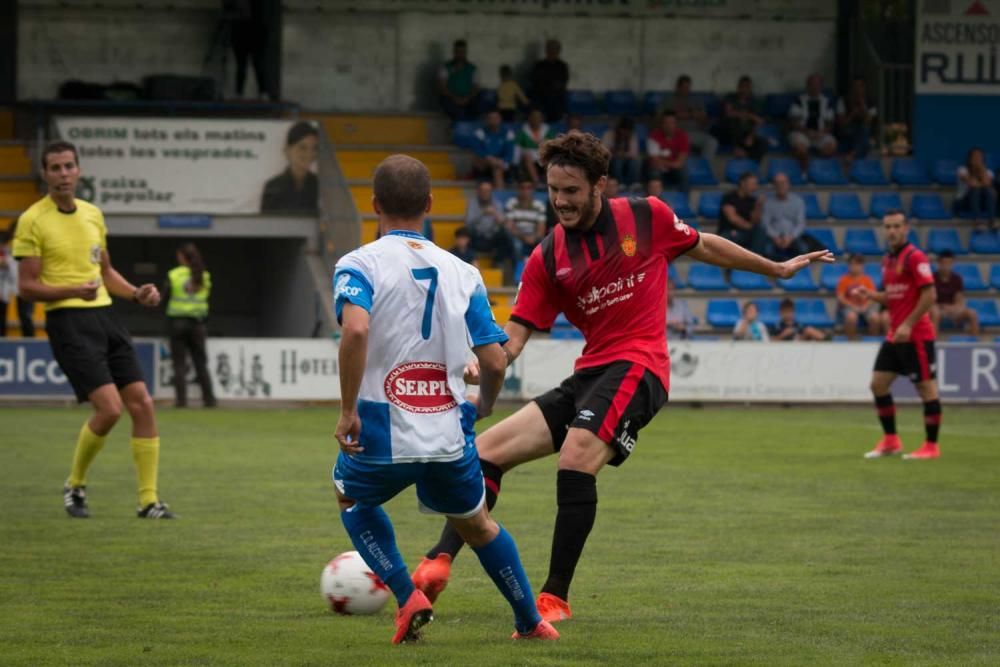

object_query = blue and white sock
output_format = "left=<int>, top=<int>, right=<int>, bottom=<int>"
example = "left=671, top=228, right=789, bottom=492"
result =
left=341, top=504, right=414, bottom=607
left=472, top=525, right=542, bottom=634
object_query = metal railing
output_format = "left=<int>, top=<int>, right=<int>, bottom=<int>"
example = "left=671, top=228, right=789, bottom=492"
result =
left=851, top=12, right=914, bottom=153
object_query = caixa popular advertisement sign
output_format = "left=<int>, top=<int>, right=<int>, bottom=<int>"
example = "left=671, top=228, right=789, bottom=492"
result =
left=0, top=340, right=157, bottom=397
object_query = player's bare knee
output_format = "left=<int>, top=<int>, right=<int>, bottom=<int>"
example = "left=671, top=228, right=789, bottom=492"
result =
left=125, top=390, right=155, bottom=419
left=557, top=434, right=610, bottom=475
left=449, top=509, right=498, bottom=548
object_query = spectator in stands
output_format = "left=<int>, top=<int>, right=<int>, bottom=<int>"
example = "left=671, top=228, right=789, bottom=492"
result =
left=230, top=0, right=275, bottom=101
left=788, top=73, right=837, bottom=172
left=646, top=111, right=690, bottom=193
left=601, top=116, right=642, bottom=190
left=260, top=121, right=318, bottom=214
left=464, top=181, right=515, bottom=272
left=835, top=77, right=876, bottom=160
left=516, top=109, right=555, bottom=187
left=472, top=110, right=516, bottom=190
left=772, top=298, right=825, bottom=341
left=566, top=113, right=586, bottom=134
left=647, top=179, right=664, bottom=198
left=733, top=301, right=769, bottom=341
left=954, top=147, right=996, bottom=229
left=496, top=65, right=529, bottom=122
left=438, top=39, right=480, bottom=121
left=530, top=39, right=569, bottom=123
left=605, top=177, right=622, bottom=198
left=718, top=171, right=764, bottom=253
left=449, top=227, right=478, bottom=267
left=659, top=75, right=718, bottom=160
left=762, top=173, right=808, bottom=261
left=720, top=75, right=766, bottom=162
left=666, top=278, right=695, bottom=340
left=930, top=250, right=980, bottom=335
left=836, top=253, right=881, bottom=340
left=504, top=179, right=547, bottom=257
left=1, top=223, right=33, bottom=337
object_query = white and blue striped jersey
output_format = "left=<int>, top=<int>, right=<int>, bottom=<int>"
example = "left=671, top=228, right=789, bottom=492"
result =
left=334, top=230, right=507, bottom=464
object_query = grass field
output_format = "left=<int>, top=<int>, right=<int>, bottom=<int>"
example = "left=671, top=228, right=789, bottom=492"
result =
left=1, top=404, right=998, bottom=666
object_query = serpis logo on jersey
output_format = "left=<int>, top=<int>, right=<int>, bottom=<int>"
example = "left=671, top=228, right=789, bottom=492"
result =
left=384, top=361, right=458, bottom=414
left=620, top=234, right=637, bottom=257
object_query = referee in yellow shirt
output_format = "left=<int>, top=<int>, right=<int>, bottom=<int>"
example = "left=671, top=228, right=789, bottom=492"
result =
left=14, top=141, right=176, bottom=519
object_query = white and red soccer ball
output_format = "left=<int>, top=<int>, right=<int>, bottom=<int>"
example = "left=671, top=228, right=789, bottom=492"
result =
left=320, top=551, right=390, bottom=615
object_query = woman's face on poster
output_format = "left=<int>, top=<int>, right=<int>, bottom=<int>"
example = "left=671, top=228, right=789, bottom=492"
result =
left=287, top=134, right=318, bottom=173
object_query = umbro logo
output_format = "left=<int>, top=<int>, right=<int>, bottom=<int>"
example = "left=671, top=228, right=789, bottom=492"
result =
left=577, top=409, right=595, bottom=422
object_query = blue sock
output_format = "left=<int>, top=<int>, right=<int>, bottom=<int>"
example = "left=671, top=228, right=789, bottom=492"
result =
left=472, top=525, right=542, bottom=634
left=340, top=505, right=414, bottom=607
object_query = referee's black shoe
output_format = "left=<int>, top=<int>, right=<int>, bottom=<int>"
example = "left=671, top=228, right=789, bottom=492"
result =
left=63, top=486, right=89, bottom=518
left=137, top=502, right=178, bottom=519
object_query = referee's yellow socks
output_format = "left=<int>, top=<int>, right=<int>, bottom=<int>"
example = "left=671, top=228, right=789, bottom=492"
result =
left=67, top=422, right=106, bottom=488
left=130, top=436, right=160, bottom=508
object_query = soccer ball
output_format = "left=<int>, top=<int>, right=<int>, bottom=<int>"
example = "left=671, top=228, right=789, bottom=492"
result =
left=320, top=551, right=390, bottom=615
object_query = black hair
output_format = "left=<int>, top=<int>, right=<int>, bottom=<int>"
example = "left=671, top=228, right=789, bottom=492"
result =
left=938, top=249, right=955, bottom=260
left=676, top=74, right=692, bottom=87
left=285, top=121, right=318, bottom=147
left=178, top=242, right=206, bottom=290
left=42, top=141, right=79, bottom=169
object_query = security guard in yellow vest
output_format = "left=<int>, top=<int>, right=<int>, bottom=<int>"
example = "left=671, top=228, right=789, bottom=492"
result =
left=165, top=243, right=216, bottom=408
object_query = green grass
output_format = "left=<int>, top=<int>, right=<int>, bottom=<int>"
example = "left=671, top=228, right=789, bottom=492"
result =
left=0, top=405, right=998, bottom=666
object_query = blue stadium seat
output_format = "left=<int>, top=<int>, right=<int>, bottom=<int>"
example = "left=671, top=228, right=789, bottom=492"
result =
left=801, top=192, right=826, bottom=220
left=933, top=158, right=960, bottom=186
left=819, top=263, right=848, bottom=290
left=756, top=298, right=782, bottom=328
left=554, top=313, right=571, bottom=328
left=778, top=269, right=818, bottom=292
left=850, top=158, right=889, bottom=186
left=567, top=90, right=600, bottom=116
left=927, top=228, right=966, bottom=255
left=845, top=229, right=882, bottom=255
left=756, top=124, right=785, bottom=151
left=968, top=299, right=1000, bottom=327
left=660, top=191, right=695, bottom=219
left=808, top=159, right=848, bottom=185
left=697, top=191, right=722, bottom=219
left=688, top=265, right=729, bottom=291
left=634, top=122, right=650, bottom=152
left=706, top=299, right=741, bottom=328
left=807, top=227, right=841, bottom=254
left=948, top=334, right=979, bottom=342
left=478, top=89, right=498, bottom=114
left=953, top=263, right=987, bottom=291
left=730, top=270, right=772, bottom=291
left=513, top=259, right=526, bottom=284
left=581, top=123, right=608, bottom=139
left=603, top=90, right=637, bottom=116
left=829, top=193, right=866, bottom=220
left=864, top=263, right=883, bottom=289
left=642, top=90, right=668, bottom=116
left=668, top=263, right=684, bottom=288
left=869, top=192, right=903, bottom=219
left=551, top=328, right=584, bottom=340
left=970, top=230, right=1000, bottom=254
left=687, top=157, right=718, bottom=185
left=910, top=194, right=950, bottom=220
left=452, top=121, right=481, bottom=150
left=725, top=158, right=759, bottom=184
left=796, top=299, right=835, bottom=328
left=908, top=229, right=922, bottom=249
left=764, top=93, right=797, bottom=118
left=891, top=158, right=931, bottom=186
left=991, top=265, right=1000, bottom=289
left=767, top=157, right=804, bottom=185
left=694, top=92, right=721, bottom=119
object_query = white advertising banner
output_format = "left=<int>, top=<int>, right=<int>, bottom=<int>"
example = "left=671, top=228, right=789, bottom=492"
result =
left=916, top=0, right=1000, bottom=94
left=157, top=338, right=340, bottom=401
left=54, top=117, right=318, bottom=214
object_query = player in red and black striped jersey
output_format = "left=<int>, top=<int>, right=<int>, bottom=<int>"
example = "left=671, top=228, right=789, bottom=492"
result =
left=412, top=132, right=833, bottom=621
left=856, top=211, right=942, bottom=460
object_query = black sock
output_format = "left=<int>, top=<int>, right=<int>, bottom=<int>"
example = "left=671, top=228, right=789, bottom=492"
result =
left=541, top=469, right=597, bottom=602
left=874, top=394, right=896, bottom=435
left=426, top=460, right=504, bottom=560
left=923, top=399, right=942, bottom=443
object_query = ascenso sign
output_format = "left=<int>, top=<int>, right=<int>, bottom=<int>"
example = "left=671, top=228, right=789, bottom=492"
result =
left=917, top=0, right=1000, bottom=94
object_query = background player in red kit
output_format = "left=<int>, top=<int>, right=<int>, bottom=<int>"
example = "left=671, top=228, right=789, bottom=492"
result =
left=412, top=132, right=834, bottom=622
left=856, top=210, right=941, bottom=460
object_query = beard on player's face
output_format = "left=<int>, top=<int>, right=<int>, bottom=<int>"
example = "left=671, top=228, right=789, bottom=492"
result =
left=548, top=165, right=602, bottom=230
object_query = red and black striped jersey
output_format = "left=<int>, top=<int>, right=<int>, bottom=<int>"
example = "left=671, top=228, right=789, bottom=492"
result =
left=882, top=242, right=935, bottom=342
left=511, top=196, right=699, bottom=390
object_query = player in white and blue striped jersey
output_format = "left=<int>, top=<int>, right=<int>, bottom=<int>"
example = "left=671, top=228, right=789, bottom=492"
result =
left=331, top=155, right=558, bottom=644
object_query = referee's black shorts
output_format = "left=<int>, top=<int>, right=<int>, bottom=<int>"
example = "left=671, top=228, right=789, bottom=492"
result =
left=533, top=361, right=668, bottom=467
left=46, top=306, right=146, bottom=402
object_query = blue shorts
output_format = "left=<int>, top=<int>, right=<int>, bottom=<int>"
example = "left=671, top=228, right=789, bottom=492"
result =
left=332, top=445, right=485, bottom=518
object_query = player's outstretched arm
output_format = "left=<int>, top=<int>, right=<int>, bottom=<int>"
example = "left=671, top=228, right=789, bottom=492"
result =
left=471, top=342, right=507, bottom=419
left=686, top=232, right=834, bottom=278
left=336, top=303, right=369, bottom=454
left=463, top=320, right=533, bottom=385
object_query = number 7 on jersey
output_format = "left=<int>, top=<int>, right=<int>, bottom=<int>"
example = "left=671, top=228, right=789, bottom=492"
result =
left=411, top=267, right=438, bottom=340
